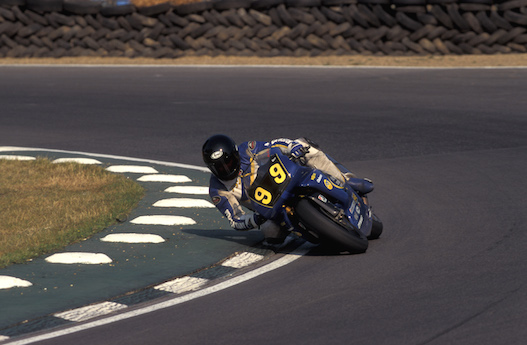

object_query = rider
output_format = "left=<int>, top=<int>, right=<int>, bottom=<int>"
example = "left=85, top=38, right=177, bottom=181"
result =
left=202, top=134, right=373, bottom=244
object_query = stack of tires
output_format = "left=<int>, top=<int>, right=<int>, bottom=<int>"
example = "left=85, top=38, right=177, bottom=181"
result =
left=0, top=0, right=526, bottom=57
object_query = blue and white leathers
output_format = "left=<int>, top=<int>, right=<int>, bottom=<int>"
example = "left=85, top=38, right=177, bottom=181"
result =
left=208, top=139, right=298, bottom=231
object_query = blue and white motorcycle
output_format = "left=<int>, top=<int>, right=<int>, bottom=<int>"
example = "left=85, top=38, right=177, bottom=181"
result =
left=244, top=146, right=382, bottom=253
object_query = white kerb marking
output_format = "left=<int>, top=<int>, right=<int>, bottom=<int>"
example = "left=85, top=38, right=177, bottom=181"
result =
left=164, top=186, right=209, bottom=195
left=100, top=233, right=165, bottom=243
left=222, top=252, right=265, bottom=268
left=0, top=335, right=9, bottom=341
left=106, top=165, right=158, bottom=174
left=130, top=215, right=196, bottom=226
left=45, top=252, right=112, bottom=264
left=53, top=158, right=102, bottom=165
left=154, top=277, right=208, bottom=294
left=153, top=198, right=215, bottom=208
left=137, top=174, right=192, bottom=183
left=7, top=242, right=312, bottom=345
left=0, top=155, right=35, bottom=161
left=54, top=302, right=127, bottom=322
left=0, top=276, right=33, bottom=289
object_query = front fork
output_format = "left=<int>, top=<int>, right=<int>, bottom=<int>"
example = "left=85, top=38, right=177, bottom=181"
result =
left=281, top=204, right=322, bottom=243
left=281, top=206, right=296, bottom=232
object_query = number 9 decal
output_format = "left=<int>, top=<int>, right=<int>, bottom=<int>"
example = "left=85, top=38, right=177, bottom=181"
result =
left=254, top=187, right=272, bottom=205
left=269, top=163, right=286, bottom=184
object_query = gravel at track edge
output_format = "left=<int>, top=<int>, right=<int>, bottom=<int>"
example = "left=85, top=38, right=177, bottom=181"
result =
left=1, top=54, right=526, bottom=67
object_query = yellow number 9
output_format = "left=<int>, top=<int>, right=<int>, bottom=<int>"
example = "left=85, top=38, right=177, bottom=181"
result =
left=254, top=187, right=272, bottom=205
left=269, top=163, right=286, bottom=184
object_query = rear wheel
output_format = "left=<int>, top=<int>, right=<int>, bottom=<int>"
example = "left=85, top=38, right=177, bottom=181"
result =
left=295, top=199, right=368, bottom=253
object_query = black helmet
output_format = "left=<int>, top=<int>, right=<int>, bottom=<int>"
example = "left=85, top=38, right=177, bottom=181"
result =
left=202, top=134, right=240, bottom=181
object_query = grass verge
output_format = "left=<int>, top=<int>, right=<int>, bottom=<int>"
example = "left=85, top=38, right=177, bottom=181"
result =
left=0, top=157, right=145, bottom=268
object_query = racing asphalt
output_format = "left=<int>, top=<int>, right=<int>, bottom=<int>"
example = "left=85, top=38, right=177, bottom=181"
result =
left=0, top=65, right=526, bottom=345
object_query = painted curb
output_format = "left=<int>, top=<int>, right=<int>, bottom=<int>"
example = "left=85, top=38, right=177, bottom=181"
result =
left=0, top=147, right=287, bottom=342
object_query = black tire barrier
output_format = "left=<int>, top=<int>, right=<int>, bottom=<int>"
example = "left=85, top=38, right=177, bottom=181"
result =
left=101, top=3, right=135, bottom=16
left=214, top=0, right=253, bottom=11
left=62, top=0, right=101, bottom=15
left=174, top=1, right=213, bottom=15
left=0, top=0, right=25, bottom=6
left=0, top=0, right=526, bottom=58
left=252, top=0, right=285, bottom=10
left=26, top=0, right=62, bottom=12
left=137, top=1, right=171, bottom=16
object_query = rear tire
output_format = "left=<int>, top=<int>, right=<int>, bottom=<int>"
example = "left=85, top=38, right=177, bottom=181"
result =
left=295, top=199, right=368, bottom=253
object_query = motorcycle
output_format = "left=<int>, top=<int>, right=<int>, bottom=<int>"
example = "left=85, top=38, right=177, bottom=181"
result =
left=244, top=146, right=383, bottom=253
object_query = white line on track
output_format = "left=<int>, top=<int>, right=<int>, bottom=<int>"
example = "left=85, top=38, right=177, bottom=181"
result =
left=0, top=147, right=209, bottom=172
left=6, top=242, right=312, bottom=345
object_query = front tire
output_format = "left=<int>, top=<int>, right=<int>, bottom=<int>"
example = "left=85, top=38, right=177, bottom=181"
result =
left=368, top=213, right=383, bottom=240
left=295, top=199, right=368, bottom=254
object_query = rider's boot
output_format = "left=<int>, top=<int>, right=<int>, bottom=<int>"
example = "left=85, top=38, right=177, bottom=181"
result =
left=261, top=220, right=289, bottom=246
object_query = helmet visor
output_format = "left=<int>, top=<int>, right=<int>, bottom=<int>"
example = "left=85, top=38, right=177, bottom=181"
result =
left=209, top=153, right=239, bottom=180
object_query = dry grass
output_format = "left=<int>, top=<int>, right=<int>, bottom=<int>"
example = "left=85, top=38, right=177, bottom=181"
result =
left=0, top=158, right=144, bottom=268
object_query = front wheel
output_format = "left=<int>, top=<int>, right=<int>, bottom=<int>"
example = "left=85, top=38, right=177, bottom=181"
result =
left=295, top=199, right=368, bottom=254
left=368, top=213, right=383, bottom=240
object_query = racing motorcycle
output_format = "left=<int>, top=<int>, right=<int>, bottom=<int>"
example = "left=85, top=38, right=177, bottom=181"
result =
left=245, top=146, right=382, bottom=253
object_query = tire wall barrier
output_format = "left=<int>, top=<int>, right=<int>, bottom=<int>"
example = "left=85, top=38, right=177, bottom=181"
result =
left=1, top=0, right=527, bottom=58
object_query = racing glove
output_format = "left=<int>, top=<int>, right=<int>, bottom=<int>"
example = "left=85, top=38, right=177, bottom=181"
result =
left=240, top=213, right=267, bottom=230
left=290, top=143, right=306, bottom=159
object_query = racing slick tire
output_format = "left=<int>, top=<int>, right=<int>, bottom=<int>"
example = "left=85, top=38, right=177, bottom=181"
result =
left=368, top=213, right=383, bottom=240
left=295, top=199, right=368, bottom=253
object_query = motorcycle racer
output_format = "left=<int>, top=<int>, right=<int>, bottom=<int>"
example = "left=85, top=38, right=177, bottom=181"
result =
left=202, top=134, right=373, bottom=244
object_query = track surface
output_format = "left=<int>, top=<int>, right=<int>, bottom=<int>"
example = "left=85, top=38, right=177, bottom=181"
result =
left=1, top=66, right=526, bottom=344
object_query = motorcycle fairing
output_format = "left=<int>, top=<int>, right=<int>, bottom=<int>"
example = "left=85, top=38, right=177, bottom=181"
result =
left=246, top=153, right=291, bottom=209
left=245, top=147, right=373, bottom=237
